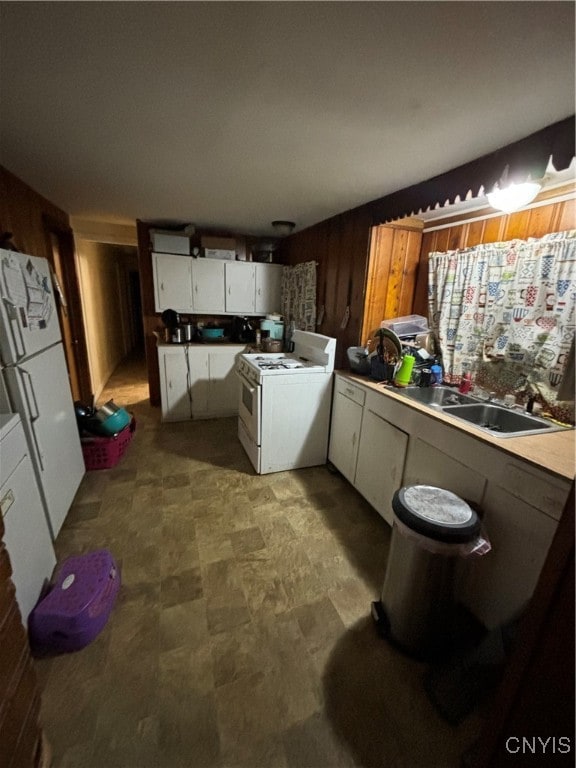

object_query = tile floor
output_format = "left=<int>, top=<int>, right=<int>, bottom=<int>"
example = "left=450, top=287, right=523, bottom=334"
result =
left=36, top=353, right=484, bottom=767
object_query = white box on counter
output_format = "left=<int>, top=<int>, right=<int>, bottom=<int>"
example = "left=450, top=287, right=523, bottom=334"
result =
left=203, top=249, right=236, bottom=260
left=151, top=231, right=190, bottom=255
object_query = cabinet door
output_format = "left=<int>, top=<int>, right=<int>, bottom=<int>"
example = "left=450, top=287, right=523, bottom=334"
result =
left=354, top=409, right=408, bottom=525
left=159, top=347, right=209, bottom=421
left=208, top=349, right=241, bottom=416
left=328, top=391, right=363, bottom=484
left=191, top=259, right=226, bottom=313
left=153, top=253, right=193, bottom=313
left=403, top=436, right=486, bottom=506
left=457, top=484, right=557, bottom=629
left=255, top=264, right=283, bottom=314
left=225, top=262, right=255, bottom=314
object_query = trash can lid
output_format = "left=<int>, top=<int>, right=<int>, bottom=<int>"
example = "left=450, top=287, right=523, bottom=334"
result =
left=392, top=485, right=480, bottom=543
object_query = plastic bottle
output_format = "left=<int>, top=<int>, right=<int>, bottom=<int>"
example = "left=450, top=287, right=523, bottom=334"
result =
left=459, top=372, right=472, bottom=394
left=393, top=355, right=415, bottom=388
left=430, top=363, right=443, bottom=387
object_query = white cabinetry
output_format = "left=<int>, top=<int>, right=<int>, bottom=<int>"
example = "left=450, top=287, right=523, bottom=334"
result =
left=458, top=483, right=557, bottom=629
left=158, top=344, right=244, bottom=422
left=207, top=347, right=243, bottom=415
left=191, top=259, right=226, bottom=314
left=255, top=263, right=283, bottom=314
left=355, top=408, right=408, bottom=525
left=403, top=436, right=486, bottom=506
left=152, top=253, right=193, bottom=313
left=159, top=345, right=209, bottom=421
left=152, top=252, right=276, bottom=316
left=0, top=414, right=56, bottom=622
left=328, top=374, right=572, bottom=631
left=328, top=376, right=365, bottom=483
left=187, top=259, right=282, bottom=316
left=225, top=262, right=256, bottom=314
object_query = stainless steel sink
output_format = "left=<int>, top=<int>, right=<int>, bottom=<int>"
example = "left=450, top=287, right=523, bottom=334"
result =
left=442, top=403, right=568, bottom=437
left=391, top=386, right=480, bottom=408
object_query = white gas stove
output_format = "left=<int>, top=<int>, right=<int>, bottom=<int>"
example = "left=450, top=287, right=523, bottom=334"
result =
left=237, top=352, right=325, bottom=385
left=236, top=330, right=337, bottom=474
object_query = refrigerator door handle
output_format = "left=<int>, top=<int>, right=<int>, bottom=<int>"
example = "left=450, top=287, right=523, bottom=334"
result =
left=20, top=368, right=45, bottom=470
left=2, top=298, right=26, bottom=359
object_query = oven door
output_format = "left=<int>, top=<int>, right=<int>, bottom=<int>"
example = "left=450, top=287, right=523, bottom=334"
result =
left=236, top=370, right=261, bottom=445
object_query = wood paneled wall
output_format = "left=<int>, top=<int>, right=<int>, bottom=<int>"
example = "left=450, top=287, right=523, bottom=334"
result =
left=280, top=207, right=373, bottom=369
left=0, top=166, right=69, bottom=258
left=412, top=194, right=576, bottom=317
left=361, top=223, right=423, bottom=344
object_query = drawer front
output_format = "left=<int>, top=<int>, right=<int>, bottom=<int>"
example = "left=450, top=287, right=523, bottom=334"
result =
left=334, top=377, right=366, bottom=406
left=501, top=462, right=570, bottom=521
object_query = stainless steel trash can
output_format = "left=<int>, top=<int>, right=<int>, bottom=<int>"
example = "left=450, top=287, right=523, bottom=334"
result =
left=377, top=485, right=481, bottom=659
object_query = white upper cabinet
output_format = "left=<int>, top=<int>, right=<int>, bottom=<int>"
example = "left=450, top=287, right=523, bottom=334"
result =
left=152, top=253, right=193, bottom=313
left=255, top=263, right=283, bottom=314
left=153, top=252, right=283, bottom=316
left=191, top=258, right=226, bottom=313
left=225, top=261, right=256, bottom=314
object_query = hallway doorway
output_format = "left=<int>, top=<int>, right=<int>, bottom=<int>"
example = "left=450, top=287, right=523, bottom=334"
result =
left=75, top=240, right=145, bottom=405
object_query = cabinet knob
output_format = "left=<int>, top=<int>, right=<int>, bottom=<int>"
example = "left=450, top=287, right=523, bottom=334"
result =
left=161, top=282, right=164, bottom=291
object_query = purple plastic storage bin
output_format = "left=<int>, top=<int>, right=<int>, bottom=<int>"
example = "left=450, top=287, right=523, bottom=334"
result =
left=29, top=549, right=120, bottom=654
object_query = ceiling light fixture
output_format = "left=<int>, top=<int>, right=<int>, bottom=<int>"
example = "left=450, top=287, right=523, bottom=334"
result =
left=486, top=180, right=542, bottom=214
left=271, top=220, right=296, bottom=236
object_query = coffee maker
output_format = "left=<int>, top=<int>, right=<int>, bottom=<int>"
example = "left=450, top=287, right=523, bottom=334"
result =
left=231, top=316, right=255, bottom=343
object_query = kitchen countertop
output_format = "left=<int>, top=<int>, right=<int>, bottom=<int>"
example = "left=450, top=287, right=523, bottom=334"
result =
left=157, top=341, right=248, bottom=348
left=337, top=371, right=575, bottom=482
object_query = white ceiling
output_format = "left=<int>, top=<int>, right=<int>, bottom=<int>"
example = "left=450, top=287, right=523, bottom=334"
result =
left=1, top=2, right=574, bottom=237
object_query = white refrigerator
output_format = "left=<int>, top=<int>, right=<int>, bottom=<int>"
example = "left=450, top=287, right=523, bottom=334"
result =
left=0, top=248, right=85, bottom=540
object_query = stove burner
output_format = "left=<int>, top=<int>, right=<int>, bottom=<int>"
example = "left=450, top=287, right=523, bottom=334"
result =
left=257, top=360, right=303, bottom=370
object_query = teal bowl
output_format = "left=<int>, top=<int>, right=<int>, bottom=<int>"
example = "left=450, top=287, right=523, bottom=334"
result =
left=200, top=327, right=224, bottom=339
left=97, top=407, right=131, bottom=436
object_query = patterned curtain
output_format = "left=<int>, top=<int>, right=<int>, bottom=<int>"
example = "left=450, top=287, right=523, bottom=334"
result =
left=428, top=231, right=576, bottom=422
left=281, top=262, right=317, bottom=331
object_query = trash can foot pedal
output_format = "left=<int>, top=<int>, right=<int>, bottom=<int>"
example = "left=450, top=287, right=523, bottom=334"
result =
left=371, top=600, right=390, bottom=638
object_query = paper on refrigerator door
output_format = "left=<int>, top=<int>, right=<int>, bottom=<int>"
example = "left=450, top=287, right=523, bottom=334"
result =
left=1, top=253, right=53, bottom=330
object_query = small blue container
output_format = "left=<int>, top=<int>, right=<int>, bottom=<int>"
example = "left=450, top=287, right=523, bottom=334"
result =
left=430, top=364, right=443, bottom=387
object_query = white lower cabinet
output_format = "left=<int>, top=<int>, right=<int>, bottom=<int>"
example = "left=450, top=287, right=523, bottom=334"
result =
left=158, top=345, right=244, bottom=422
left=328, top=377, right=365, bottom=483
left=159, top=346, right=209, bottom=421
left=328, top=373, right=571, bottom=631
left=402, top=436, right=486, bottom=506
left=207, top=348, right=243, bottom=416
left=354, top=409, right=408, bottom=525
left=457, top=484, right=558, bottom=629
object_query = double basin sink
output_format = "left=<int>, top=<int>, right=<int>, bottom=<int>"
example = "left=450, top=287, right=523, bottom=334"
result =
left=389, top=386, right=570, bottom=438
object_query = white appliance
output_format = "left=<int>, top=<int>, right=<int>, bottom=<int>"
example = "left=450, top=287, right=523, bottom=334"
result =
left=236, top=330, right=336, bottom=474
left=0, top=248, right=85, bottom=540
left=1, top=413, right=56, bottom=622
